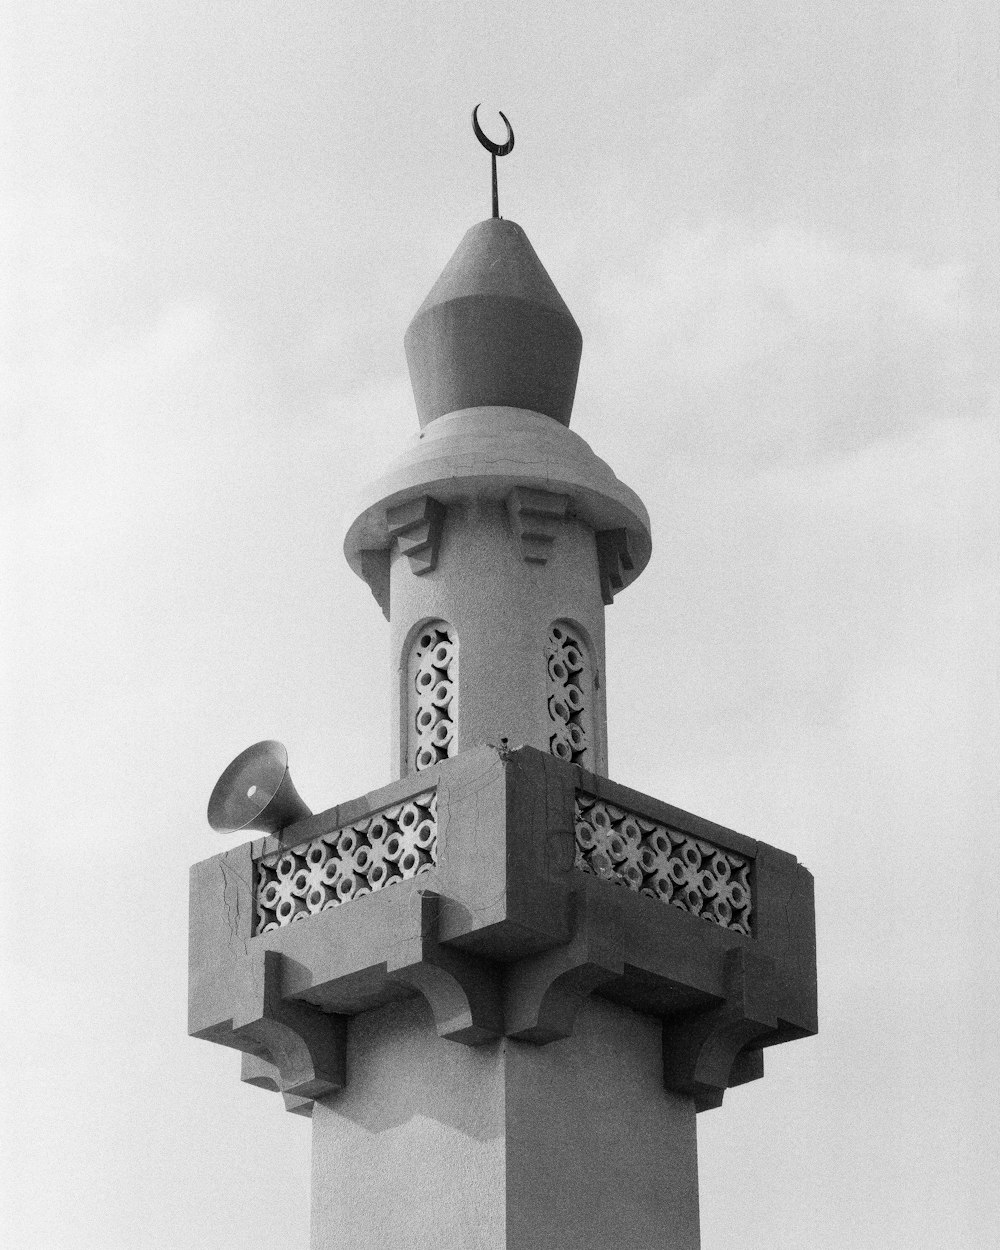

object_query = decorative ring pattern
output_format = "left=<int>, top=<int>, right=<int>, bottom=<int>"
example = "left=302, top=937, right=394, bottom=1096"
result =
left=254, top=790, right=437, bottom=935
left=408, top=622, right=458, bottom=773
left=574, top=793, right=753, bottom=935
left=546, top=623, right=592, bottom=767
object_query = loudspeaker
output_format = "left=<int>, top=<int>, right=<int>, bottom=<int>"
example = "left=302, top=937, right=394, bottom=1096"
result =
left=207, top=740, right=312, bottom=835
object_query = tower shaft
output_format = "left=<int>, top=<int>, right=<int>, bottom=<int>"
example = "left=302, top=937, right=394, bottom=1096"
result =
left=310, top=997, right=699, bottom=1250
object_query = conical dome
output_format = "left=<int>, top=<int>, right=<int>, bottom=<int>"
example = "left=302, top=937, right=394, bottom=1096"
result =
left=404, top=218, right=583, bottom=427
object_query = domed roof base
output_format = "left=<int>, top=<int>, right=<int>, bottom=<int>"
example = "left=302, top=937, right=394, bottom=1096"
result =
left=404, top=219, right=583, bottom=428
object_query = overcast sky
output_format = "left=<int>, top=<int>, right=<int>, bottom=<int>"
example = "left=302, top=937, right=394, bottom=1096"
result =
left=3, top=3, right=998, bottom=1247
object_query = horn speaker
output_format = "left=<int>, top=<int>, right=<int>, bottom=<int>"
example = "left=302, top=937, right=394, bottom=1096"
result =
left=207, top=740, right=312, bottom=835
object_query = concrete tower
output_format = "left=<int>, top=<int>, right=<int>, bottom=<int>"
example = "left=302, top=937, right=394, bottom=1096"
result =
left=345, top=217, right=650, bottom=781
left=190, top=209, right=817, bottom=1250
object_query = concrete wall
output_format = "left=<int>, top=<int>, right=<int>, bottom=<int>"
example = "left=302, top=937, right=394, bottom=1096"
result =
left=505, top=996, right=701, bottom=1250
left=310, top=995, right=700, bottom=1250
left=389, top=496, right=608, bottom=779
left=311, top=996, right=505, bottom=1250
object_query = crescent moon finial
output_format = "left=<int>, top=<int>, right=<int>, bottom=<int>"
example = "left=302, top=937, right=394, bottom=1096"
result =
left=472, top=104, right=515, bottom=157
left=472, top=105, right=515, bottom=219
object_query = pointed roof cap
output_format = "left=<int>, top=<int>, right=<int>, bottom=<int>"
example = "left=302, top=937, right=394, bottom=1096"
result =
left=404, top=218, right=583, bottom=427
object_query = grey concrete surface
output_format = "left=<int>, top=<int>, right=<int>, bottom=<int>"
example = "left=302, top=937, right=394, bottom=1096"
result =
left=404, top=219, right=583, bottom=427
left=310, top=994, right=700, bottom=1250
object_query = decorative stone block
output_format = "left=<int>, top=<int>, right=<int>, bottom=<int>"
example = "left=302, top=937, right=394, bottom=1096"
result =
left=386, top=495, right=446, bottom=575
left=255, top=790, right=437, bottom=934
left=189, top=746, right=817, bottom=1120
left=595, top=527, right=634, bottom=605
left=506, top=487, right=569, bottom=564
left=357, top=548, right=390, bottom=619
left=574, top=794, right=753, bottom=935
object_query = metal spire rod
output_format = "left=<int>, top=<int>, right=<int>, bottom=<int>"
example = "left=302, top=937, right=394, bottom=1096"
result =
left=472, top=104, right=515, bottom=219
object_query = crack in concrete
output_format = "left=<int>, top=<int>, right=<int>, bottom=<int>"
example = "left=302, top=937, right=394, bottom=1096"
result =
left=220, top=857, right=251, bottom=958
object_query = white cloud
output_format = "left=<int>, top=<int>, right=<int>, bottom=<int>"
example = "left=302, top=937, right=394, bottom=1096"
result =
left=574, top=222, right=985, bottom=466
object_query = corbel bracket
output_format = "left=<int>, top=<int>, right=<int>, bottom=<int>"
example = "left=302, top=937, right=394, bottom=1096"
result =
left=595, top=528, right=635, bottom=605
left=503, top=889, right=624, bottom=1043
left=357, top=549, right=391, bottom=619
left=506, top=487, right=569, bottom=565
left=661, top=945, right=778, bottom=1112
left=231, top=948, right=346, bottom=1102
left=240, top=1051, right=316, bottom=1117
left=387, top=495, right=446, bottom=576
left=386, top=891, right=503, bottom=1046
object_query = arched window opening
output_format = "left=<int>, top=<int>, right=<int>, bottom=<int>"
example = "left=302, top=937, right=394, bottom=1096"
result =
left=546, top=622, right=593, bottom=768
left=407, top=621, right=458, bottom=772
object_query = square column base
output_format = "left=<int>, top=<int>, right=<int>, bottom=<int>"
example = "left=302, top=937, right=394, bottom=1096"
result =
left=310, top=995, right=700, bottom=1249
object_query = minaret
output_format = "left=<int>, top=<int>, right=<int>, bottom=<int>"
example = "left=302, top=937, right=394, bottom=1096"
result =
left=344, top=215, right=650, bottom=781
left=190, top=124, right=817, bottom=1250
